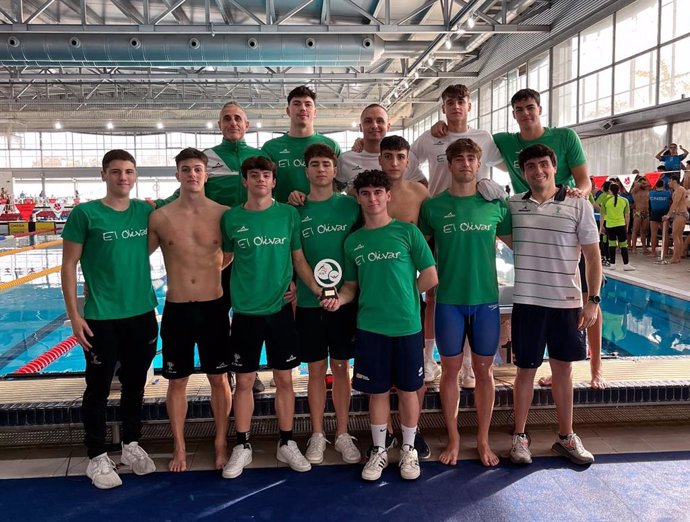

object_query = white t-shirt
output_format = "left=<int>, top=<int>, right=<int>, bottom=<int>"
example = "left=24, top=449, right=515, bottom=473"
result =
left=411, top=128, right=503, bottom=196
left=337, top=150, right=426, bottom=191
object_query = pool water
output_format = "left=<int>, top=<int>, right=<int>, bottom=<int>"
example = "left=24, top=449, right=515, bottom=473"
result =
left=1, top=265, right=689, bottom=376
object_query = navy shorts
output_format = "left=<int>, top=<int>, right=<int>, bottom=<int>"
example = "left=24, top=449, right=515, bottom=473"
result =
left=435, top=302, right=500, bottom=357
left=352, top=329, right=424, bottom=394
left=295, top=303, right=356, bottom=363
left=230, top=303, right=300, bottom=373
left=650, top=210, right=666, bottom=223
left=511, top=303, right=586, bottom=369
left=161, top=298, right=230, bottom=379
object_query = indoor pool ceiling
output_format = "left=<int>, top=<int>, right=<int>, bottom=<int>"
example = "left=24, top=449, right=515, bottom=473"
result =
left=0, top=0, right=597, bottom=132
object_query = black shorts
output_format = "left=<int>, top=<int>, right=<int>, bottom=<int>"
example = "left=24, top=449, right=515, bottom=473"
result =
left=230, top=303, right=300, bottom=373
left=511, top=303, right=586, bottom=369
left=352, top=329, right=424, bottom=394
left=295, top=303, right=356, bottom=363
left=650, top=210, right=666, bottom=223
left=161, top=298, right=230, bottom=379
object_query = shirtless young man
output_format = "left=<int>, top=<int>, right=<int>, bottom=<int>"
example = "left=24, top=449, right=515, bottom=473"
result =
left=148, top=148, right=232, bottom=472
left=664, top=176, right=689, bottom=263
left=630, top=177, right=651, bottom=254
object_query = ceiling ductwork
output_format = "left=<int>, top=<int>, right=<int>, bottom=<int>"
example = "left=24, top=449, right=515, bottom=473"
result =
left=0, top=33, right=386, bottom=67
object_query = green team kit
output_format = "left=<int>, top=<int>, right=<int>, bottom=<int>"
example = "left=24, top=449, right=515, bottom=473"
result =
left=220, top=201, right=301, bottom=315
left=155, top=139, right=268, bottom=208
left=296, top=194, right=361, bottom=308
left=61, top=199, right=157, bottom=320
left=343, top=220, right=435, bottom=337
left=493, top=127, right=586, bottom=194
left=261, top=134, right=342, bottom=203
left=419, top=192, right=512, bottom=305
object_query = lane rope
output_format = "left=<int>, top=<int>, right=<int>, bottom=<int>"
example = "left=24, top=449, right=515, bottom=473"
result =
left=0, top=238, right=63, bottom=258
left=0, top=265, right=61, bottom=292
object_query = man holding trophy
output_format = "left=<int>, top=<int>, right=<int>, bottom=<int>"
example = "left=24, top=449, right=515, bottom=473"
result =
left=293, top=144, right=362, bottom=466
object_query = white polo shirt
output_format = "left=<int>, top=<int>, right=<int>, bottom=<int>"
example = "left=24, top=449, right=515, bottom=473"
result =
left=508, top=186, right=599, bottom=309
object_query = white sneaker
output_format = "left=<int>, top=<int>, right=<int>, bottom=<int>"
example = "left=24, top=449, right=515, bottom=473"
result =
left=361, top=447, right=388, bottom=481
left=399, top=446, right=420, bottom=480
left=222, top=444, right=253, bottom=479
left=424, top=357, right=441, bottom=382
left=334, top=433, right=361, bottom=464
left=608, top=264, right=616, bottom=271
left=460, top=364, right=475, bottom=389
left=276, top=440, right=311, bottom=472
left=305, top=433, right=329, bottom=464
left=623, top=264, right=636, bottom=271
left=86, top=453, right=122, bottom=489
left=120, top=441, right=155, bottom=475
left=510, top=433, right=532, bottom=465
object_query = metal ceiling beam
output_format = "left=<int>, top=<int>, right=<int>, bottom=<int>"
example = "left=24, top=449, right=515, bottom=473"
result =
left=0, top=71, right=479, bottom=81
left=0, top=23, right=549, bottom=34
left=24, top=0, right=55, bottom=24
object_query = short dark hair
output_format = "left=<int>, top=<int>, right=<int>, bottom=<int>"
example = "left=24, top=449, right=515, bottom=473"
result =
left=446, top=138, right=483, bottom=162
left=657, top=165, right=666, bottom=171
left=518, top=144, right=557, bottom=172
left=288, top=85, right=316, bottom=103
left=380, top=135, right=410, bottom=152
left=441, top=84, right=470, bottom=103
left=102, top=149, right=136, bottom=170
left=511, top=88, right=541, bottom=108
left=175, top=147, right=208, bottom=168
left=361, top=104, right=387, bottom=117
left=353, top=169, right=391, bottom=192
left=668, top=174, right=681, bottom=184
left=655, top=179, right=664, bottom=188
left=602, top=181, right=611, bottom=192
left=241, top=156, right=276, bottom=179
left=304, top=143, right=337, bottom=165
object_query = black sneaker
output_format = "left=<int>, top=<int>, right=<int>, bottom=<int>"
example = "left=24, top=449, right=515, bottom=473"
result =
left=414, top=429, right=431, bottom=460
left=366, top=431, right=398, bottom=460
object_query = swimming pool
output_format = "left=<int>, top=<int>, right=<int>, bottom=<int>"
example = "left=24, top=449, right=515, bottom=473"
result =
left=1, top=249, right=688, bottom=377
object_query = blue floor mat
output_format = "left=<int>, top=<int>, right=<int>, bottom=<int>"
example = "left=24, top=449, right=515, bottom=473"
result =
left=2, top=452, right=690, bottom=521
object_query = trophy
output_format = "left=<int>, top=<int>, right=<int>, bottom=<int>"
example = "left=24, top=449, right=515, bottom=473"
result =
left=313, top=258, right=342, bottom=300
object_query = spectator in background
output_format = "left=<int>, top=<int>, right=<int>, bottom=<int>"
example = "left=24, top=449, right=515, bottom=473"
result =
left=664, top=176, right=688, bottom=264
left=630, top=176, right=651, bottom=255
left=601, top=183, right=634, bottom=271
left=595, top=181, right=613, bottom=265
left=656, top=144, right=688, bottom=176
left=649, top=179, right=673, bottom=258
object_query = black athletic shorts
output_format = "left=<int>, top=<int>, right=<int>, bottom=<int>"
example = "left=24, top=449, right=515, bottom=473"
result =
left=295, top=303, right=356, bottom=363
left=229, top=303, right=300, bottom=373
left=161, top=297, right=230, bottom=379
left=511, top=303, right=586, bottom=369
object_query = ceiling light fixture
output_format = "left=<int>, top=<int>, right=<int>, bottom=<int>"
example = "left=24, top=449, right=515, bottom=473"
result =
left=444, top=38, right=452, bottom=50
left=106, top=122, right=114, bottom=130
left=54, top=122, right=62, bottom=130
left=466, top=15, right=476, bottom=29
left=157, top=122, right=164, bottom=130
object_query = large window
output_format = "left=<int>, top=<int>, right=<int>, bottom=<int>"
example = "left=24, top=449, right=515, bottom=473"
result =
left=580, top=17, right=613, bottom=76
left=615, top=0, right=658, bottom=61
left=659, top=35, right=690, bottom=104
left=614, top=51, right=657, bottom=113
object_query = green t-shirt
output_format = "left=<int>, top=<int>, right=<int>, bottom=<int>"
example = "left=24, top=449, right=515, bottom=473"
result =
left=61, top=199, right=157, bottom=320
left=601, top=195, right=629, bottom=227
left=296, top=194, right=361, bottom=308
left=419, top=192, right=512, bottom=305
left=493, top=127, right=587, bottom=193
left=155, top=139, right=268, bottom=209
left=220, top=201, right=301, bottom=315
left=343, top=219, right=435, bottom=337
left=261, top=133, right=342, bottom=203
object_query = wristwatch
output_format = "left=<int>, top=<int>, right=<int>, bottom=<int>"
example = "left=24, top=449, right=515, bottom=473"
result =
left=588, top=295, right=601, bottom=305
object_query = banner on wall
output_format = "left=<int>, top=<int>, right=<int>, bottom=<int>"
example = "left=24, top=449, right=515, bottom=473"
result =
left=8, top=222, right=29, bottom=234
left=644, top=172, right=662, bottom=187
left=48, top=198, right=64, bottom=219
left=616, top=174, right=635, bottom=192
left=16, top=201, right=35, bottom=221
left=592, top=176, right=608, bottom=190
left=36, top=222, right=55, bottom=233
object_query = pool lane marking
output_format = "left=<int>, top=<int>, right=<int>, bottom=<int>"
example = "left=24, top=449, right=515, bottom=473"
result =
left=0, top=265, right=61, bottom=292
left=0, top=239, right=63, bottom=258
